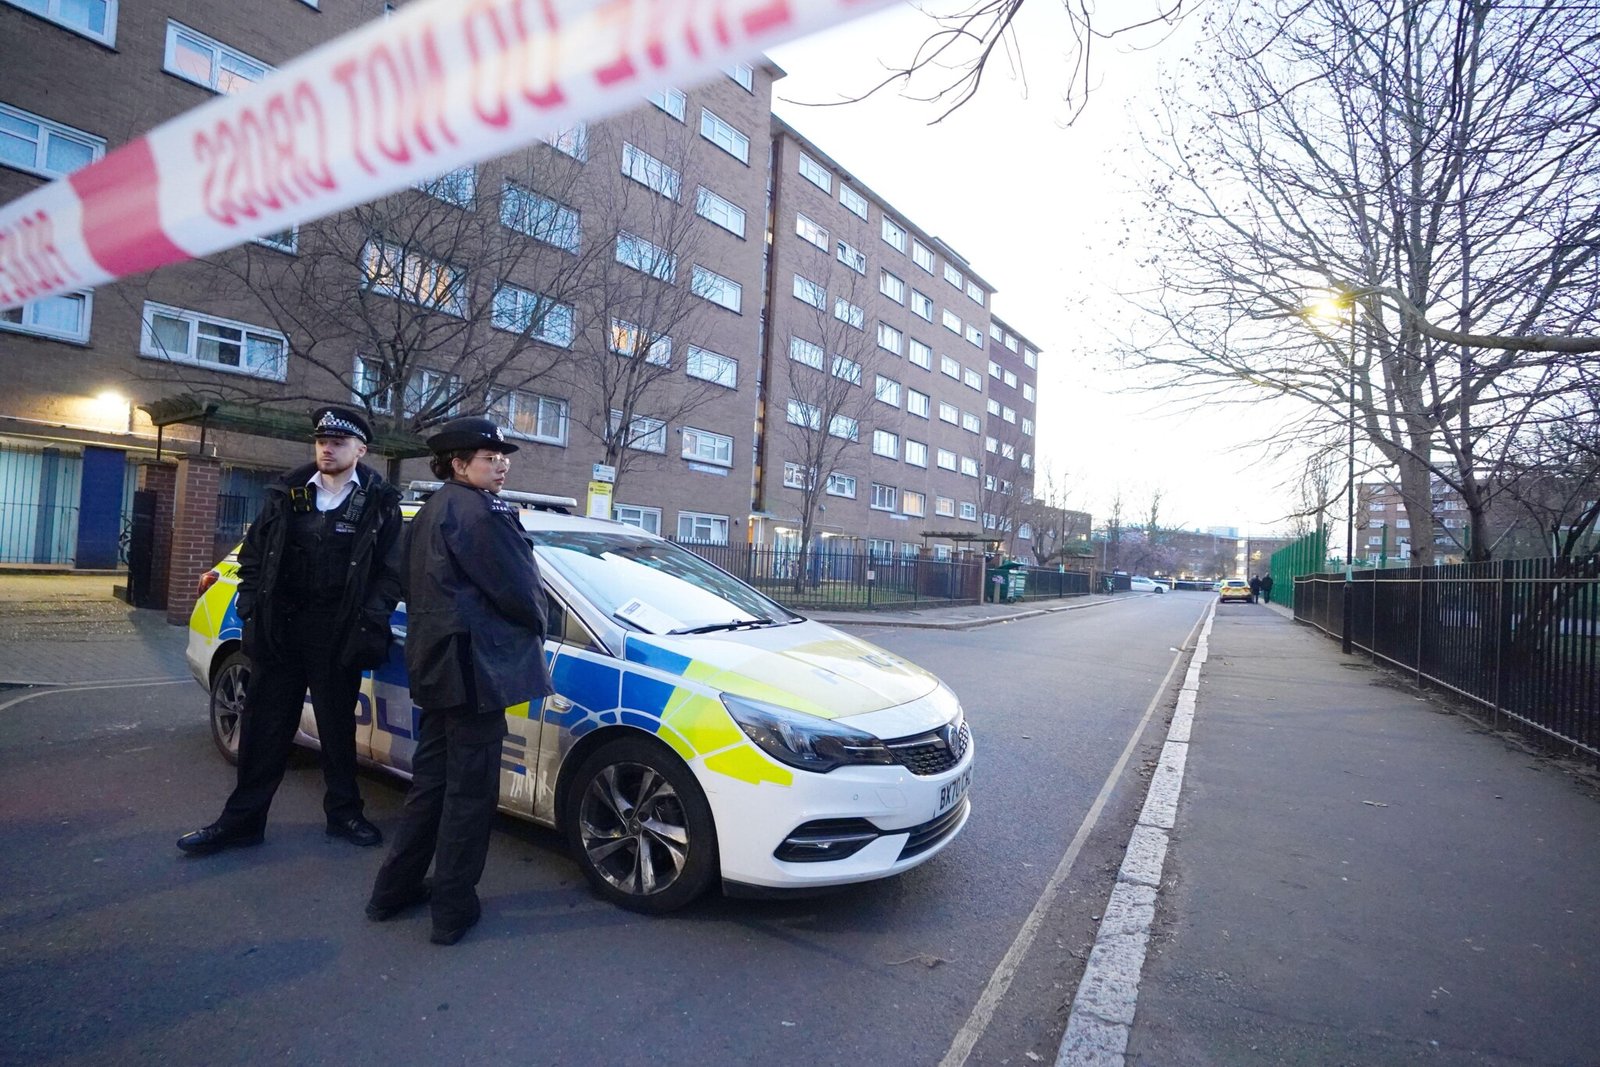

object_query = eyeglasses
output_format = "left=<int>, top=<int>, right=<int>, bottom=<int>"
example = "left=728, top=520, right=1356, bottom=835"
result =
left=472, top=452, right=511, bottom=467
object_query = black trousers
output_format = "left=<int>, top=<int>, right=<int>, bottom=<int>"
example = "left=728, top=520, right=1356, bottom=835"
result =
left=220, top=609, right=364, bottom=831
left=370, top=704, right=507, bottom=928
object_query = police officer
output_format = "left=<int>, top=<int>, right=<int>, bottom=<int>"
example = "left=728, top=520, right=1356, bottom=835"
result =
left=178, top=407, right=403, bottom=855
left=366, top=416, right=553, bottom=945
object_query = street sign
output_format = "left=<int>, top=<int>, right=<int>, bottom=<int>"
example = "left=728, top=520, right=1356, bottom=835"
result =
left=591, top=463, right=616, bottom=484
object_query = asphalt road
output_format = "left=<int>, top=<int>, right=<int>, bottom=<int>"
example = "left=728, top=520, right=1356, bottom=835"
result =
left=0, top=592, right=1209, bottom=1067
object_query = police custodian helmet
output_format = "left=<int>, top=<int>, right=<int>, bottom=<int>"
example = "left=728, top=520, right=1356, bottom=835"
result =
left=426, top=416, right=519, bottom=454
left=310, top=406, right=372, bottom=444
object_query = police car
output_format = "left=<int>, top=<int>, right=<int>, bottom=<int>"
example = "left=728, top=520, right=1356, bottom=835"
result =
left=186, top=484, right=974, bottom=913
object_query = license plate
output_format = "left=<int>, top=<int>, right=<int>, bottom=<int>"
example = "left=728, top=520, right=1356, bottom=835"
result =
left=937, top=765, right=973, bottom=816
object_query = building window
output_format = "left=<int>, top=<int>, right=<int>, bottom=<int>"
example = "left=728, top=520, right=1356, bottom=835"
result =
left=544, top=122, right=588, bottom=160
left=875, top=375, right=902, bottom=406
left=988, top=399, right=1002, bottom=415
left=942, top=309, right=962, bottom=334
left=836, top=240, right=866, bottom=275
left=940, top=355, right=960, bottom=379
left=490, top=390, right=568, bottom=445
left=609, top=410, right=667, bottom=453
left=1002, top=405, right=1017, bottom=423
left=5, top=0, right=117, bottom=43
left=966, top=281, right=985, bottom=306
left=935, top=496, right=956, bottom=517
left=786, top=399, right=821, bottom=429
left=877, top=322, right=903, bottom=354
left=687, top=345, right=737, bottom=388
left=938, top=402, right=958, bottom=424
left=901, top=490, right=926, bottom=516
left=868, top=538, right=895, bottom=559
left=911, top=290, right=934, bottom=321
left=696, top=187, right=746, bottom=237
left=783, top=462, right=815, bottom=489
left=681, top=426, right=733, bottom=467
left=944, top=262, right=964, bottom=289
left=501, top=183, right=580, bottom=251
left=798, top=152, right=831, bottom=193
left=1025, top=347, right=1038, bottom=368
left=789, top=336, right=824, bottom=369
left=418, top=164, right=476, bottom=208
left=1001, top=442, right=1016, bottom=460
left=796, top=213, right=830, bottom=250
left=881, top=216, right=907, bottom=253
left=833, top=298, right=864, bottom=330
left=141, top=302, right=285, bottom=379
left=164, top=21, right=271, bottom=94
left=826, top=472, right=856, bottom=498
left=985, top=435, right=998, bottom=453
left=678, top=511, right=730, bottom=544
left=912, top=240, right=935, bottom=273
left=880, top=270, right=906, bottom=304
left=907, top=389, right=930, bottom=418
left=0, top=103, right=104, bottom=178
left=648, top=87, right=686, bottom=121
left=909, top=339, right=933, bottom=369
left=963, top=369, right=983, bottom=391
left=621, top=142, right=682, bottom=200
left=828, top=414, right=859, bottom=441
left=1014, top=374, right=1027, bottom=392
left=613, top=503, right=662, bottom=535
left=872, top=429, right=898, bottom=459
left=962, top=412, right=981, bottom=433
left=831, top=355, right=862, bottom=384
left=700, top=108, right=749, bottom=163
left=991, top=322, right=1004, bottom=342
left=2, top=290, right=92, bottom=343
left=937, top=449, right=957, bottom=471
left=1021, top=452, right=1032, bottom=470
left=608, top=318, right=671, bottom=365
left=615, top=232, right=676, bottom=281
left=905, top=441, right=928, bottom=468
left=965, top=324, right=983, bottom=348
left=960, top=501, right=978, bottom=520
left=361, top=239, right=465, bottom=314
left=725, top=62, right=754, bottom=92
left=491, top=284, right=574, bottom=346
left=871, top=483, right=898, bottom=511
left=367, top=364, right=458, bottom=419
left=1022, top=417, right=1034, bottom=436
left=793, top=273, right=826, bottom=309
left=839, top=184, right=868, bottom=219
left=692, top=265, right=742, bottom=312
left=990, top=362, right=1004, bottom=380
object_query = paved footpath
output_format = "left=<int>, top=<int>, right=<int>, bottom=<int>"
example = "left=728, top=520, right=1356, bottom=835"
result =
left=0, top=575, right=188, bottom=685
left=1066, top=602, right=1600, bottom=1066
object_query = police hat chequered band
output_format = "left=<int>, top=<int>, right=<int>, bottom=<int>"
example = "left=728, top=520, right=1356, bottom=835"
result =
left=312, top=411, right=368, bottom=443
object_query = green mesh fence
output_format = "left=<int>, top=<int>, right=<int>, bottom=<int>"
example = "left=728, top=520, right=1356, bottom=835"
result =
left=1270, top=527, right=1328, bottom=606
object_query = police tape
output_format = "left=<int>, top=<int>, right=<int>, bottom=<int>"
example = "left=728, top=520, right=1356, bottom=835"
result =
left=0, top=0, right=894, bottom=312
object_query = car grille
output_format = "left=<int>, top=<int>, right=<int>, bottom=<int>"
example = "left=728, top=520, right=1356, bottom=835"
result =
left=898, top=797, right=970, bottom=860
left=884, top=721, right=970, bottom=776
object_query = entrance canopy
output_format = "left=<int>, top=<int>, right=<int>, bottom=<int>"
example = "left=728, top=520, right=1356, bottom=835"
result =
left=140, top=394, right=431, bottom=459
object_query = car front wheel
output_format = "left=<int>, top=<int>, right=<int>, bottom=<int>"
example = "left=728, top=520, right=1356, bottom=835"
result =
left=209, top=650, right=250, bottom=765
left=564, top=736, right=718, bottom=914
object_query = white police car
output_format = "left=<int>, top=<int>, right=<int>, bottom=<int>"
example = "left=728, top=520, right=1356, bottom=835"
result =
left=186, top=486, right=974, bottom=913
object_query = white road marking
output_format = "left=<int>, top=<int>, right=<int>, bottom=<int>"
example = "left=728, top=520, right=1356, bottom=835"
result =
left=0, top=678, right=188, bottom=713
left=939, top=606, right=1212, bottom=1067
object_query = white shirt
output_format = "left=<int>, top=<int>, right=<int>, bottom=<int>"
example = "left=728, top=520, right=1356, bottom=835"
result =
left=307, top=467, right=361, bottom=512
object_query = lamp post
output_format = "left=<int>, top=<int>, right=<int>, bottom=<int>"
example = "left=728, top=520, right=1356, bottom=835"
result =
left=1305, top=291, right=1359, bottom=654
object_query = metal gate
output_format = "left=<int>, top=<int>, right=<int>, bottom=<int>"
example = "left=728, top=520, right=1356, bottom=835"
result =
left=0, top=438, right=83, bottom=565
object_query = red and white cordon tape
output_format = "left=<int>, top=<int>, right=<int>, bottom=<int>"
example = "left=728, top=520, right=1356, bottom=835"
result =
left=0, top=0, right=894, bottom=313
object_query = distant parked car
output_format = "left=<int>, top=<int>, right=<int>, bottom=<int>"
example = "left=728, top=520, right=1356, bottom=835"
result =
left=1129, top=576, right=1167, bottom=594
left=1218, top=578, right=1256, bottom=604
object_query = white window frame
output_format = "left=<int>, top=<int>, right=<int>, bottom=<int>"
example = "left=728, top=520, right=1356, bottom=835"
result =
left=796, top=213, right=830, bottom=250
left=966, top=281, right=985, bottom=305
left=960, top=457, right=979, bottom=477
left=789, top=336, right=824, bottom=369
left=876, top=322, right=903, bottom=354
left=870, top=483, right=898, bottom=511
left=881, top=215, right=907, bottom=253
left=686, top=345, right=737, bottom=388
left=140, top=301, right=286, bottom=380
left=907, top=390, right=930, bottom=418
left=938, top=402, right=958, bottom=424
left=621, top=142, right=682, bottom=200
left=833, top=297, right=865, bottom=330
left=1024, top=347, right=1037, bottom=367
left=937, top=449, right=957, bottom=471
left=911, top=290, right=934, bottom=322
left=935, top=496, right=956, bottom=517
left=5, top=0, right=118, bottom=44
left=965, top=324, right=984, bottom=348
left=163, top=21, right=272, bottom=94
left=501, top=182, right=580, bottom=252
left=692, top=265, right=742, bottom=312
left=828, top=414, right=859, bottom=441
left=0, top=103, right=105, bottom=179
left=875, top=375, right=902, bottom=406
left=872, top=429, right=899, bottom=459
left=836, top=240, right=866, bottom=275
left=942, top=309, right=962, bottom=334
left=797, top=153, right=831, bottom=193
left=491, top=284, right=574, bottom=347
left=825, top=473, right=857, bottom=498
left=960, top=502, right=978, bottom=521
left=678, top=511, right=731, bottom=544
left=912, top=240, right=935, bottom=273
left=831, top=355, right=862, bottom=384
left=544, top=122, right=588, bottom=160
left=613, top=503, right=662, bottom=535
left=964, top=369, right=983, bottom=390
left=905, top=441, right=928, bottom=468
left=792, top=273, right=826, bottom=309
left=839, top=184, right=869, bottom=219
left=786, top=399, right=821, bottom=429
left=944, top=262, right=964, bottom=289
left=725, top=62, right=754, bottom=92
left=783, top=462, right=814, bottom=490
left=615, top=231, right=676, bottom=281
left=610, top=410, right=668, bottom=454
left=648, top=87, right=686, bottom=121
left=490, top=389, right=568, bottom=445
left=962, top=412, right=981, bottom=433
left=1004, top=370, right=1018, bottom=388
left=909, top=339, right=933, bottom=370
left=680, top=426, right=733, bottom=467
left=940, top=355, right=961, bottom=379
left=696, top=187, right=746, bottom=237
left=608, top=318, right=671, bottom=365
left=1, top=290, right=93, bottom=344
left=880, top=270, right=906, bottom=303
left=418, top=164, right=476, bottom=208
left=901, top=490, right=926, bottom=517
left=361, top=238, right=467, bottom=315
left=700, top=108, right=749, bottom=163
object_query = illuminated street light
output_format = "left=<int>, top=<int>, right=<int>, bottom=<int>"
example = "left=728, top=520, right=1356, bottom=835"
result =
left=1303, top=290, right=1359, bottom=654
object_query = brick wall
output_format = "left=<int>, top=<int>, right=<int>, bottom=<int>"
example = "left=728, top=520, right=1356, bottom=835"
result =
left=165, top=456, right=221, bottom=625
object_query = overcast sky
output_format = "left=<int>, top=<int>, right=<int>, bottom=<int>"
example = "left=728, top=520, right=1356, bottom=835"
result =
left=767, top=2, right=1306, bottom=537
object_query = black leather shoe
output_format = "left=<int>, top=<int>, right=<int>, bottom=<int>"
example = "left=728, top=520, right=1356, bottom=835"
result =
left=366, top=885, right=431, bottom=922
left=430, top=906, right=481, bottom=946
left=326, top=815, right=382, bottom=847
left=176, top=823, right=264, bottom=856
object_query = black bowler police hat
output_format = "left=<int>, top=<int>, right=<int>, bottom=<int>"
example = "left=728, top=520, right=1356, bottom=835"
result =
left=426, top=415, right=519, bottom=454
left=310, top=406, right=372, bottom=444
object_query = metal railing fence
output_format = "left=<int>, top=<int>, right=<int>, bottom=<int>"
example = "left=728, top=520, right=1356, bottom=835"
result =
left=671, top=541, right=983, bottom=609
left=1294, top=557, right=1600, bottom=754
left=1012, top=566, right=1093, bottom=601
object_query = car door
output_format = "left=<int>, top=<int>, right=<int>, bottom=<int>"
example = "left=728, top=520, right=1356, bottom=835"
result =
left=526, top=591, right=614, bottom=825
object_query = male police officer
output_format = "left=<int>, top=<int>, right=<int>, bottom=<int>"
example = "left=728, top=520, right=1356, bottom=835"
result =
left=367, top=416, right=553, bottom=945
left=178, top=407, right=403, bottom=855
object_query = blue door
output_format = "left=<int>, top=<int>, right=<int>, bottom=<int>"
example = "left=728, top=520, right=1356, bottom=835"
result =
left=75, top=446, right=126, bottom=568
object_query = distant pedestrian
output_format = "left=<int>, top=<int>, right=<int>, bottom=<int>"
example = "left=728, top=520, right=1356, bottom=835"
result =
left=1249, top=575, right=1262, bottom=602
left=177, top=407, right=402, bottom=856
left=1261, top=573, right=1274, bottom=604
left=367, top=416, right=553, bottom=946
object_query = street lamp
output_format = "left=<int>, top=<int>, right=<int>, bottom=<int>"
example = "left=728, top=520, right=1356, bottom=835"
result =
left=1305, top=292, right=1359, bottom=654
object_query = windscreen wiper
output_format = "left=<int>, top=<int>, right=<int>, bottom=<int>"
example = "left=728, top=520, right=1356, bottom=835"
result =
left=669, top=617, right=778, bottom=635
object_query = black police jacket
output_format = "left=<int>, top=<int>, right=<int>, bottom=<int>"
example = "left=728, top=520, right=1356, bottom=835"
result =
left=402, top=479, right=554, bottom=714
left=235, top=462, right=403, bottom=668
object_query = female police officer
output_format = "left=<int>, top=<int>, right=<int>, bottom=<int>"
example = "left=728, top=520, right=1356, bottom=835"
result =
left=367, top=416, right=553, bottom=945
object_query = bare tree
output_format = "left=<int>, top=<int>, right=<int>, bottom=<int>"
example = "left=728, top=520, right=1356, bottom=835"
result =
left=1120, top=0, right=1600, bottom=564
left=1016, top=462, right=1079, bottom=564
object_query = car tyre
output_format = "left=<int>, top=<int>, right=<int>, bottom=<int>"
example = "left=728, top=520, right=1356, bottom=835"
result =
left=564, top=735, right=718, bottom=915
left=209, top=650, right=250, bottom=766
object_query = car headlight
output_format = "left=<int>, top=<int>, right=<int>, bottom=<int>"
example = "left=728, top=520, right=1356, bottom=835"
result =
left=721, top=693, right=896, bottom=774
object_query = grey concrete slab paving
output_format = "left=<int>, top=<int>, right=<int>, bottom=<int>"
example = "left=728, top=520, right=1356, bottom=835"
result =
left=0, top=574, right=188, bottom=685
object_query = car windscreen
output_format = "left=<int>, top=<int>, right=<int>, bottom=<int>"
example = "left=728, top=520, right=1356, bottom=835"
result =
left=527, top=529, right=800, bottom=635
